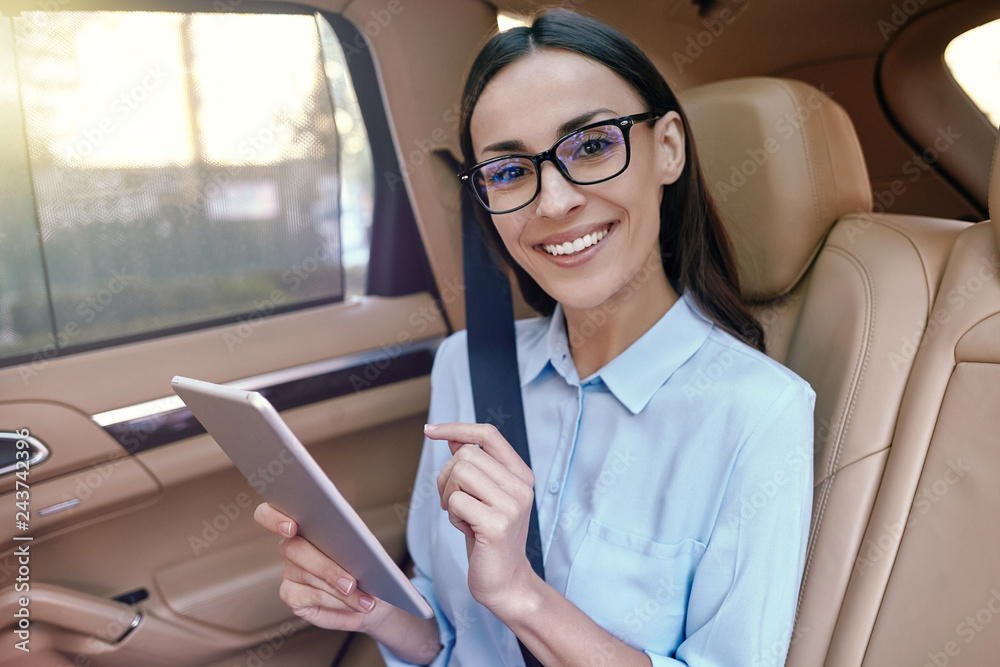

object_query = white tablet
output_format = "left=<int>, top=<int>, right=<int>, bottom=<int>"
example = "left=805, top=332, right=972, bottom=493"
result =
left=171, top=376, right=433, bottom=619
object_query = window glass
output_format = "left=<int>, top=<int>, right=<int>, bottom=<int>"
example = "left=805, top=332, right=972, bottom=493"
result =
left=319, top=17, right=373, bottom=298
left=497, top=12, right=530, bottom=32
left=0, top=20, right=52, bottom=358
left=0, top=10, right=374, bottom=364
left=945, top=18, right=1000, bottom=127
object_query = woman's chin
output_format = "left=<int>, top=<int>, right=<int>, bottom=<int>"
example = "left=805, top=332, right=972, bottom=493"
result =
left=537, top=285, right=617, bottom=314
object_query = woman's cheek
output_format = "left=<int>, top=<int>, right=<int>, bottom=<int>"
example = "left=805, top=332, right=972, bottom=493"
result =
left=495, top=221, right=532, bottom=268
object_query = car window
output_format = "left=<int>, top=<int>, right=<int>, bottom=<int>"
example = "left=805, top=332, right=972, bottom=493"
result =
left=945, top=17, right=1000, bottom=128
left=0, top=9, right=374, bottom=365
left=496, top=11, right=529, bottom=31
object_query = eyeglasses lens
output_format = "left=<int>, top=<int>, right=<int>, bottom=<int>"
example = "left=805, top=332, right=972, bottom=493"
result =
left=471, top=123, right=628, bottom=213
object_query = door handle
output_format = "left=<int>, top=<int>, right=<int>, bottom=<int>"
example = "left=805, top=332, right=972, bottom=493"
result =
left=0, top=431, right=50, bottom=476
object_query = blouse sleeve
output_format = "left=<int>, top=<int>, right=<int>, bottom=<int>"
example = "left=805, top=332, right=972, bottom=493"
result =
left=377, top=439, right=457, bottom=667
left=378, top=334, right=467, bottom=667
left=648, top=380, right=815, bottom=666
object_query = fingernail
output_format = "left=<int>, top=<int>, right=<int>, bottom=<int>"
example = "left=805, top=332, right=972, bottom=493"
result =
left=279, top=522, right=293, bottom=537
left=359, top=595, right=375, bottom=611
left=424, top=423, right=440, bottom=432
left=337, top=577, right=354, bottom=595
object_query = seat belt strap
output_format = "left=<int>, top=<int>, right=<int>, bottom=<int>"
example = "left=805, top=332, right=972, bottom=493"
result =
left=461, top=191, right=545, bottom=667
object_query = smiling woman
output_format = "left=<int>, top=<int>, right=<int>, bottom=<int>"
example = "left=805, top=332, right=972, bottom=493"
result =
left=256, top=8, right=816, bottom=667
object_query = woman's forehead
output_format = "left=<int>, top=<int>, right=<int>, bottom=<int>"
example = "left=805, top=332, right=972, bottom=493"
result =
left=469, top=49, right=643, bottom=157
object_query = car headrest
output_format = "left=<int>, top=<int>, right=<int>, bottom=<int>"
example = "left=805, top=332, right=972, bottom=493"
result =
left=679, top=77, right=872, bottom=301
left=990, top=129, right=1000, bottom=253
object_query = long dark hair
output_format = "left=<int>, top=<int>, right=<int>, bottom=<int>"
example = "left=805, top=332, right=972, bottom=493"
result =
left=458, top=9, right=765, bottom=352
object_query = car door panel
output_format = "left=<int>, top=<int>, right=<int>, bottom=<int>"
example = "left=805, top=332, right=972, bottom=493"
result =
left=0, top=403, right=126, bottom=490
left=0, top=292, right=445, bottom=665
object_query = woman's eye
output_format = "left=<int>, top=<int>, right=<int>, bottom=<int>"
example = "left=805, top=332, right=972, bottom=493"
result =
left=570, top=131, right=618, bottom=158
left=488, top=163, right=529, bottom=185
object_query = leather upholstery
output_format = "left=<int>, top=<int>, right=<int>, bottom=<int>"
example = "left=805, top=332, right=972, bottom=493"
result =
left=855, top=141, right=1000, bottom=663
left=680, top=77, right=968, bottom=666
left=991, top=129, right=1000, bottom=251
left=680, top=77, right=873, bottom=301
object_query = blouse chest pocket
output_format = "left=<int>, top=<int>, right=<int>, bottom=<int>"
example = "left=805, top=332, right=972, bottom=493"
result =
left=564, top=519, right=706, bottom=656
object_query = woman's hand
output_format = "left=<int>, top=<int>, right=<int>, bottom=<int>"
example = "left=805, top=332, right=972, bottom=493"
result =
left=426, top=422, right=541, bottom=616
left=253, top=502, right=381, bottom=633
left=254, top=503, right=441, bottom=663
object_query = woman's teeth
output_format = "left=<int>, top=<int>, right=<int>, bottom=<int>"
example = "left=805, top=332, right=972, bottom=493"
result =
left=543, top=228, right=609, bottom=256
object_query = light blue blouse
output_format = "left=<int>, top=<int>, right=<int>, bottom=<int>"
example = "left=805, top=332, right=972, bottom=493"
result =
left=380, top=292, right=815, bottom=666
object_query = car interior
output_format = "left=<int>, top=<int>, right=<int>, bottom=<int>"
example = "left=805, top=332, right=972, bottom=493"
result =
left=0, top=0, right=997, bottom=665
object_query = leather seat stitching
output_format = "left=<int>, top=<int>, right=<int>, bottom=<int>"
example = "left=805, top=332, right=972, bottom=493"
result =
left=796, top=246, right=876, bottom=613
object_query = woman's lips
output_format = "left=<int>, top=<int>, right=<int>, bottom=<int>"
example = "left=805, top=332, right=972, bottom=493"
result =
left=539, top=222, right=615, bottom=257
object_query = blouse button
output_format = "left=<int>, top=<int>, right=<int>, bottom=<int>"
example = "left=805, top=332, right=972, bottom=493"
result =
left=548, top=481, right=560, bottom=494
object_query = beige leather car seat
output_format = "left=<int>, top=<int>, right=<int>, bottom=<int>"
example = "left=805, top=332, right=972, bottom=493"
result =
left=678, top=78, right=969, bottom=666
left=852, top=134, right=1000, bottom=666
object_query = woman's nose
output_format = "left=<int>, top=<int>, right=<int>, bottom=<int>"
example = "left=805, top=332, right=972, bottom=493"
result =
left=533, top=161, right=586, bottom=219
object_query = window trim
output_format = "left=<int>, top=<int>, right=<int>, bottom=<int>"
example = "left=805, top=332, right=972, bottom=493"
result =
left=94, top=335, right=442, bottom=454
left=876, top=1, right=1000, bottom=217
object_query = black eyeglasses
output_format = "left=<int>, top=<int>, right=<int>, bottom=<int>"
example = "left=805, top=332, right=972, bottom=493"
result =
left=459, top=112, right=660, bottom=214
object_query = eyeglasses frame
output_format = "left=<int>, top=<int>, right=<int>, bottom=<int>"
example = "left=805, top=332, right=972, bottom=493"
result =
left=458, top=111, right=661, bottom=214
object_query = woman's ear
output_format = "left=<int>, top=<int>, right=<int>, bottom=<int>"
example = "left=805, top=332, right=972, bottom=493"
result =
left=654, top=111, right=686, bottom=186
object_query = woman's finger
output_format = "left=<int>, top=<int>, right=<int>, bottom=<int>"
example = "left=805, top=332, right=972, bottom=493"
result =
left=424, top=422, right=533, bottom=485
left=437, top=443, right=532, bottom=510
left=278, top=536, right=376, bottom=614
left=278, top=579, right=371, bottom=633
left=279, top=574, right=352, bottom=612
left=254, top=502, right=297, bottom=538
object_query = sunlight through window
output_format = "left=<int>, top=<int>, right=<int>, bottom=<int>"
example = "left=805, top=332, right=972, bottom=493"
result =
left=497, top=12, right=530, bottom=32
left=945, top=18, right=1000, bottom=128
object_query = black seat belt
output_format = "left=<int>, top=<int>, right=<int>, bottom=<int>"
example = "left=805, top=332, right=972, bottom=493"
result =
left=460, top=189, right=545, bottom=667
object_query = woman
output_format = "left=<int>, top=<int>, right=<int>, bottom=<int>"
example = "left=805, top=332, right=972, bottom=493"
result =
left=255, top=9, right=814, bottom=666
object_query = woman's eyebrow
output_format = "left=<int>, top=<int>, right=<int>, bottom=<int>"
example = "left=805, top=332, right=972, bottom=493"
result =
left=480, top=107, right=618, bottom=155
left=556, top=108, right=616, bottom=137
